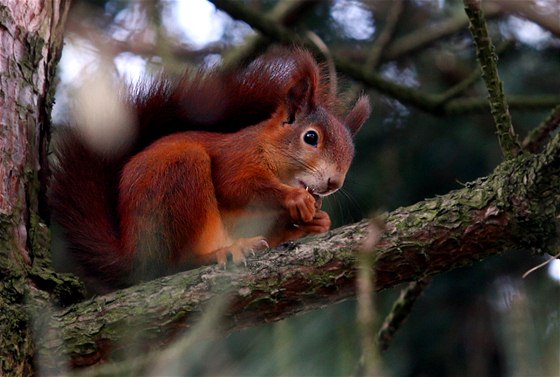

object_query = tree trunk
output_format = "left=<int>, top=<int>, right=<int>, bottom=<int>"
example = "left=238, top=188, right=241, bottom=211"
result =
left=0, top=1, right=71, bottom=375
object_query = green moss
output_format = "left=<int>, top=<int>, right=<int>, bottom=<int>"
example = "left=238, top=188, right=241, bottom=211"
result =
left=0, top=249, right=33, bottom=376
left=0, top=214, right=13, bottom=244
left=14, top=28, right=46, bottom=84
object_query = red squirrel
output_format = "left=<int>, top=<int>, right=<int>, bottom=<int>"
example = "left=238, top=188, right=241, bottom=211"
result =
left=49, top=48, right=370, bottom=292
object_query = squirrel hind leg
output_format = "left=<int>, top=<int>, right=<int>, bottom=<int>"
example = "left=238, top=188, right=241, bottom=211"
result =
left=215, top=237, right=269, bottom=267
left=186, top=205, right=270, bottom=267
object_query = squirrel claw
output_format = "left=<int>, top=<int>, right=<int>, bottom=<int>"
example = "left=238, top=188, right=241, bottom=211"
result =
left=214, top=237, right=268, bottom=268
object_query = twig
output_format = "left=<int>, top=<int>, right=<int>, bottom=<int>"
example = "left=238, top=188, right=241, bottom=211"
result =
left=522, top=250, right=560, bottom=279
left=444, top=95, right=560, bottom=115
left=344, top=0, right=404, bottom=104
left=522, top=105, right=560, bottom=153
left=382, top=4, right=501, bottom=62
left=209, top=0, right=441, bottom=112
left=377, top=278, right=431, bottom=352
left=487, top=0, right=560, bottom=38
left=437, top=40, right=514, bottom=103
left=221, top=0, right=317, bottom=69
left=210, top=0, right=304, bottom=46
left=211, top=0, right=558, bottom=117
left=464, top=0, right=521, bottom=159
left=356, top=218, right=385, bottom=377
left=366, top=0, right=405, bottom=69
left=306, top=31, right=337, bottom=98
left=437, top=67, right=482, bottom=104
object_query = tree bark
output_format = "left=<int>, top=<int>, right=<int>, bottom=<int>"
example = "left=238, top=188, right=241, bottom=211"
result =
left=0, top=1, right=71, bottom=375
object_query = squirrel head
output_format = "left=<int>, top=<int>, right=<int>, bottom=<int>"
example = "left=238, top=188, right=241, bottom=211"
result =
left=259, top=50, right=371, bottom=196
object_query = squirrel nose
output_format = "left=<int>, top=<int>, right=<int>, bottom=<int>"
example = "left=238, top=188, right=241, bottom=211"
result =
left=327, top=175, right=343, bottom=192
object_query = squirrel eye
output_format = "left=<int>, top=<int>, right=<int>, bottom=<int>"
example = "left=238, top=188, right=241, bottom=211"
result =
left=303, top=130, right=319, bottom=147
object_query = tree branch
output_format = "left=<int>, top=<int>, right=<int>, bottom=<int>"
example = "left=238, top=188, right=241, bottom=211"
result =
left=38, top=132, right=560, bottom=369
left=208, top=0, right=438, bottom=112
left=522, top=104, right=560, bottom=153
left=487, top=0, right=560, bottom=38
left=443, top=95, right=560, bottom=114
left=210, top=0, right=559, bottom=116
left=365, top=0, right=405, bottom=69
left=381, top=4, right=501, bottom=62
left=220, top=0, right=317, bottom=68
left=464, top=0, right=521, bottom=159
left=377, top=278, right=431, bottom=352
left=438, top=40, right=513, bottom=103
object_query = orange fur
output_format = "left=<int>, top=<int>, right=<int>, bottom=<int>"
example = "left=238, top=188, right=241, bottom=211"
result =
left=49, top=48, right=371, bottom=292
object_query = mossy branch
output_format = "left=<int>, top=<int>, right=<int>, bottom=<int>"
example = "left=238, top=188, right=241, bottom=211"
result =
left=37, top=133, right=560, bottom=370
left=464, top=0, right=521, bottom=159
left=377, top=278, right=431, bottom=351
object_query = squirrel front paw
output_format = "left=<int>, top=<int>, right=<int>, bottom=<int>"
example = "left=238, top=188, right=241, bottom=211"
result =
left=297, top=210, right=331, bottom=234
left=283, top=188, right=317, bottom=223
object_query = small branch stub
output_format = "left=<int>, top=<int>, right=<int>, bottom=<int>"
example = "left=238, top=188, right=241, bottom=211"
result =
left=522, top=105, right=560, bottom=153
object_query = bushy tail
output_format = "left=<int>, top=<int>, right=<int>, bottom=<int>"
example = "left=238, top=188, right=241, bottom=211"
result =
left=49, top=130, right=132, bottom=292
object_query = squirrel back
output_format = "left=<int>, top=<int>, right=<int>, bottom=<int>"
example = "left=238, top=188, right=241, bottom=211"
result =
left=49, top=48, right=370, bottom=292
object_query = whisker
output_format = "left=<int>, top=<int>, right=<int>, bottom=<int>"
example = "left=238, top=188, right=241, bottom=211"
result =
left=337, top=186, right=366, bottom=223
left=278, top=150, right=321, bottom=175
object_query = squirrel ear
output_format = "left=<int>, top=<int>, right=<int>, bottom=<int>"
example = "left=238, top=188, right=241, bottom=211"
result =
left=285, top=76, right=313, bottom=123
left=345, top=95, right=371, bottom=136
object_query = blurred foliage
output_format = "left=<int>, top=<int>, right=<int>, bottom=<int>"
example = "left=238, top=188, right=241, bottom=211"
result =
left=57, top=0, right=559, bottom=376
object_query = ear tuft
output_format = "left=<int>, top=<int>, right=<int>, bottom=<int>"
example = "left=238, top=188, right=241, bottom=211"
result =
left=344, top=95, right=371, bottom=136
left=286, top=77, right=312, bottom=122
